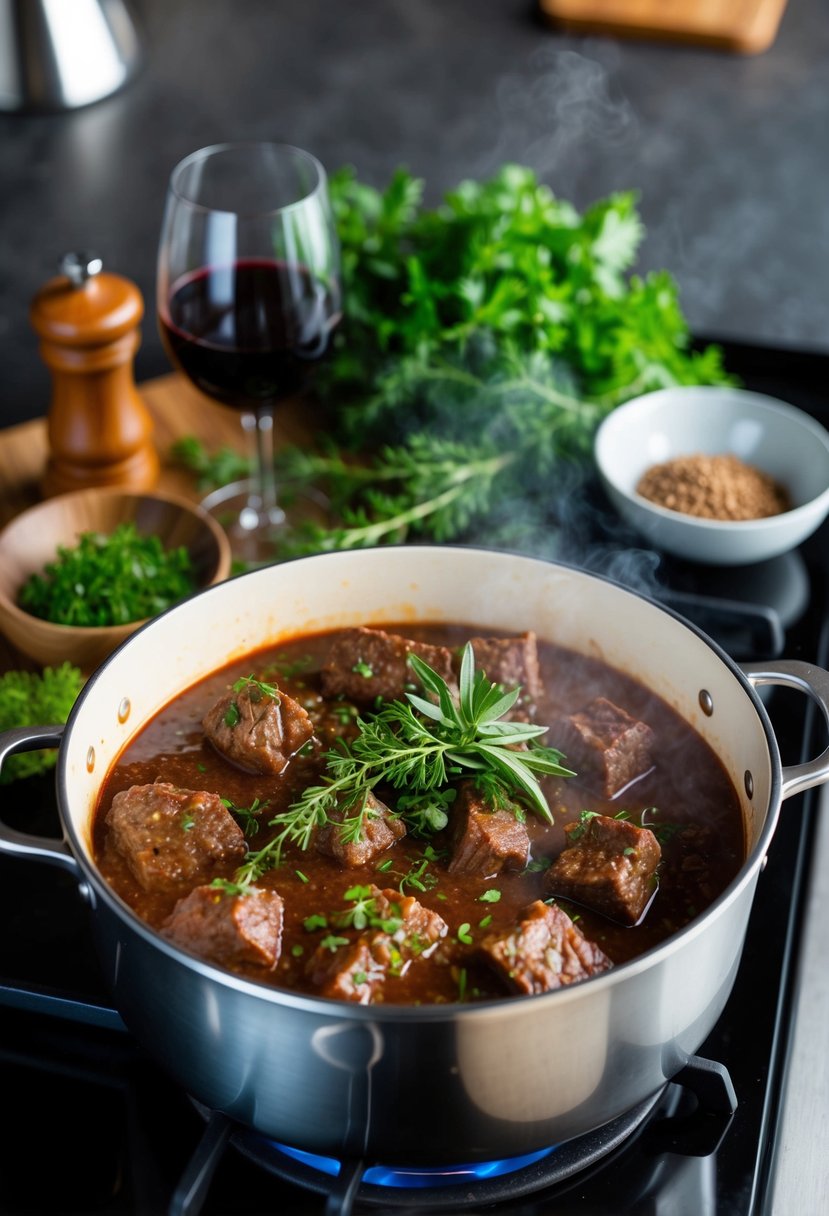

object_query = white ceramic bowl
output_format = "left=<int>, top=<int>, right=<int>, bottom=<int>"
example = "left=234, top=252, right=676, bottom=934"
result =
left=594, top=386, right=829, bottom=565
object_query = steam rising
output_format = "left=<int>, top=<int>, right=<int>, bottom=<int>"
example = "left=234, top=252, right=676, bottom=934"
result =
left=488, top=47, right=638, bottom=186
left=455, top=48, right=659, bottom=597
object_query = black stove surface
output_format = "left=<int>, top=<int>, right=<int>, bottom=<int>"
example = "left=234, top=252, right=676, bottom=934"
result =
left=1, top=339, right=827, bottom=1216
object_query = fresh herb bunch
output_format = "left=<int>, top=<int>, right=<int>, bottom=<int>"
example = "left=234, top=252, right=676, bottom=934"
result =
left=0, top=663, right=84, bottom=783
left=325, top=164, right=729, bottom=436
left=236, top=643, right=573, bottom=883
left=18, top=522, right=196, bottom=627
left=173, top=165, right=735, bottom=558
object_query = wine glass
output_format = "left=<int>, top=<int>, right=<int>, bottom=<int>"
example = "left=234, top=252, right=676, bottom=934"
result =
left=157, top=141, right=341, bottom=565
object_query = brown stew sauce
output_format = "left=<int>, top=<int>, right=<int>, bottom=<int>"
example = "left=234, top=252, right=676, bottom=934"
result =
left=94, top=625, right=745, bottom=1005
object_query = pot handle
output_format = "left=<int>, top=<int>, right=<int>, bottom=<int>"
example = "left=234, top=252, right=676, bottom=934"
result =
left=0, top=724, right=81, bottom=879
left=741, top=659, right=829, bottom=799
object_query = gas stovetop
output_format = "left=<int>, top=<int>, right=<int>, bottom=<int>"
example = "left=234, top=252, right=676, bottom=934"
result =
left=1, top=340, right=827, bottom=1216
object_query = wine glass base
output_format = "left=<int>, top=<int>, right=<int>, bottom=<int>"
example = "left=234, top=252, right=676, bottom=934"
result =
left=200, top=478, right=330, bottom=568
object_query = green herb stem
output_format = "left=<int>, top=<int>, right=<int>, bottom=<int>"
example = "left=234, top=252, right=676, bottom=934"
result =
left=235, top=643, right=572, bottom=883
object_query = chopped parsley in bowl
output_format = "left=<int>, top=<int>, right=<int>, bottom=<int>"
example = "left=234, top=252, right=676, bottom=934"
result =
left=0, top=488, right=231, bottom=671
left=18, top=521, right=197, bottom=627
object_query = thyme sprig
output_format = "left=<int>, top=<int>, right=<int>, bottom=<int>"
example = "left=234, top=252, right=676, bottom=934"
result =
left=235, top=644, right=572, bottom=883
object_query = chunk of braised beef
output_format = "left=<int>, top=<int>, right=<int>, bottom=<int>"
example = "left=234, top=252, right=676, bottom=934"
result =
left=480, top=900, right=612, bottom=995
left=554, top=696, right=654, bottom=797
left=448, top=782, right=530, bottom=877
left=462, top=632, right=543, bottom=707
left=315, top=791, right=407, bottom=867
left=371, top=886, right=448, bottom=958
left=203, top=682, right=314, bottom=775
left=306, top=885, right=448, bottom=1004
left=163, top=884, right=284, bottom=969
left=106, top=782, right=246, bottom=893
left=306, top=935, right=388, bottom=1004
left=545, top=814, right=661, bottom=925
left=319, top=627, right=456, bottom=704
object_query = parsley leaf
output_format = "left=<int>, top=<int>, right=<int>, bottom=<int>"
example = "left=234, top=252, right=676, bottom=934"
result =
left=0, top=664, right=84, bottom=783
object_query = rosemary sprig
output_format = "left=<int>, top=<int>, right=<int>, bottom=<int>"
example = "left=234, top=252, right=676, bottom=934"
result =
left=235, top=643, right=573, bottom=883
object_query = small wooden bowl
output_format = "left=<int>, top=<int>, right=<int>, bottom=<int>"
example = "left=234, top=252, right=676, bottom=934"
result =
left=0, top=489, right=232, bottom=672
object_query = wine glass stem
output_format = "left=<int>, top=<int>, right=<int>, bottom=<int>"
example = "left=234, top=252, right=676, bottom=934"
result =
left=241, top=407, right=284, bottom=528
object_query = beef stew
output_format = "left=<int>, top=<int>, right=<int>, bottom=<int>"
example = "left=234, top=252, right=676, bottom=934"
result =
left=93, top=624, right=745, bottom=1006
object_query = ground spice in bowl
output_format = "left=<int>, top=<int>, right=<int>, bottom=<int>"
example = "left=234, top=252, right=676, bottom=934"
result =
left=635, top=453, right=792, bottom=521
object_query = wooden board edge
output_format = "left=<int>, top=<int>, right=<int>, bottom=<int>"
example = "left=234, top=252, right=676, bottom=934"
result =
left=537, top=0, right=788, bottom=56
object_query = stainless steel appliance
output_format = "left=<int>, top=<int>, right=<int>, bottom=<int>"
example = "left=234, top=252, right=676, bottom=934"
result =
left=0, top=0, right=141, bottom=112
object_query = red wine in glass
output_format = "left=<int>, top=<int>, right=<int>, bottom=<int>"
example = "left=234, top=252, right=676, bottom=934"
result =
left=156, top=142, right=341, bottom=566
left=160, top=259, right=338, bottom=411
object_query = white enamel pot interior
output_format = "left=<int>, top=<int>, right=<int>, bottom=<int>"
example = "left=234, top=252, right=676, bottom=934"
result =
left=3, top=546, right=829, bottom=1163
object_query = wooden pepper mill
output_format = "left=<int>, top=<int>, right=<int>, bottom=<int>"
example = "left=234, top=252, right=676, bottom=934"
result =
left=31, top=252, right=160, bottom=497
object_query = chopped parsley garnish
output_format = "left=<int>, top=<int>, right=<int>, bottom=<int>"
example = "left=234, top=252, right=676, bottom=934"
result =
left=524, top=855, right=550, bottom=873
left=319, top=934, right=350, bottom=953
left=337, top=885, right=377, bottom=931
left=221, top=796, right=270, bottom=837
left=397, top=856, right=438, bottom=895
left=333, top=886, right=404, bottom=934
left=263, top=654, right=315, bottom=679
left=208, top=878, right=249, bottom=897
left=232, top=674, right=280, bottom=702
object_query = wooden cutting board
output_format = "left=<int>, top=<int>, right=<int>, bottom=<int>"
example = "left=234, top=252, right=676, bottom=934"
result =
left=538, top=0, right=789, bottom=54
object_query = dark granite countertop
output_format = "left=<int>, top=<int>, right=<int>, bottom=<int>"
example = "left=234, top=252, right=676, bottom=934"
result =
left=1, top=0, right=828, bottom=427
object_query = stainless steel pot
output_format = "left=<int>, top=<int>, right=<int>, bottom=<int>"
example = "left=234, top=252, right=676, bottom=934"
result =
left=2, top=547, right=828, bottom=1164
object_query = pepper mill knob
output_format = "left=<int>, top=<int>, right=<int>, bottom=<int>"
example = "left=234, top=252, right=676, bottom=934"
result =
left=31, top=253, right=160, bottom=497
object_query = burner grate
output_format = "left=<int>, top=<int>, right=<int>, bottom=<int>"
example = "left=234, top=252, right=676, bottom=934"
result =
left=169, top=1055, right=735, bottom=1216
left=235, top=1097, right=660, bottom=1212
